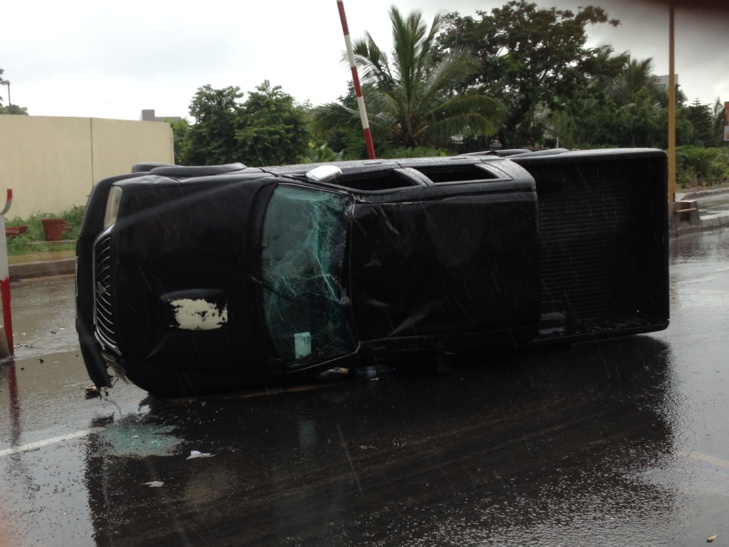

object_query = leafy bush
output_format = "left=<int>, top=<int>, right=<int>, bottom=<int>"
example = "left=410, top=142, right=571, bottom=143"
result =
left=675, top=145, right=729, bottom=187
left=60, top=205, right=85, bottom=239
left=5, top=233, right=36, bottom=255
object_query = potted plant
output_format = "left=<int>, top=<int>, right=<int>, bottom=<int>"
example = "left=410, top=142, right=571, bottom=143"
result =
left=41, top=218, right=68, bottom=241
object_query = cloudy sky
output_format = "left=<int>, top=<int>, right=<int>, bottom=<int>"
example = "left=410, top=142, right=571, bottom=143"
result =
left=1, top=0, right=727, bottom=121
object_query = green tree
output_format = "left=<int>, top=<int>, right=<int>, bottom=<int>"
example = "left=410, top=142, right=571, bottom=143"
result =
left=0, top=104, right=28, bottom=115
left=440, top=1, right=620, bottom=148
left=543, top=46, right=628, bottom=148
left=179, top=85, right=243, bottom=165
left=685, top=99, right=714, bottom=147
left=608, top=57, right=660, bottom=106
left=580, top=45, right=631, bottom=100
left=170, top=118, right=191, bottom=163
left=315, top=6, right=503, bottom=154
left=313, top=84, right=368, bottom=160
left=545, top=96, right=613, bottom=148
left=0, top=68, right=28, bottom=115
left=236, top=80, right=313, bottom=166
left=548, top=55, right=697, bottom=150
left=613, top=87, right=664, bottom=147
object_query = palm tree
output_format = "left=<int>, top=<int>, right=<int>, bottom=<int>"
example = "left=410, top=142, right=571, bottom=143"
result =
left=315, top=7, right=503, bottom=152
left=609, top=57, right=660, bottom=107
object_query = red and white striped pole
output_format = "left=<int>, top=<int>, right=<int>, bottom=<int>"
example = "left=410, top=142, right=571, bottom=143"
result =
left=336, top=0, right=376, bottom=159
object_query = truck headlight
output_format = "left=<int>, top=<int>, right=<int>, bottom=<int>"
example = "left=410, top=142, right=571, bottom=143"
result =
left=103, top=186, right=123, bottom=229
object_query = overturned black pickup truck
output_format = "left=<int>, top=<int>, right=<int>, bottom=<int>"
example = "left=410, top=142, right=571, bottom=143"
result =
left=76, top=149, right=669, bottom=396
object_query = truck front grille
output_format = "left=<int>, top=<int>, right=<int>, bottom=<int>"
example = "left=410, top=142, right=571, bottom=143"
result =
left=93, top=234, right=117, bottom=349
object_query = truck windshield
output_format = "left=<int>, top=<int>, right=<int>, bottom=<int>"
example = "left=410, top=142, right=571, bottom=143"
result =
left=261, top=185, right=356, bottom=365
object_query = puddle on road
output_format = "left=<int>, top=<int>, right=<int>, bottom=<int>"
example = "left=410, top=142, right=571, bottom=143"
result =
left=634, top=451, right=729, bottom=497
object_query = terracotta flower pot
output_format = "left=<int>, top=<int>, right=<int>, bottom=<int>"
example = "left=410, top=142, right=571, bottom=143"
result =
left=5, top=225, right=28, bottom=237
left=41, top=218, right=66, bottom=241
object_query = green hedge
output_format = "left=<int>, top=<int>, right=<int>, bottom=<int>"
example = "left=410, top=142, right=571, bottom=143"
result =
left=675, top=145, right=729, bottom=188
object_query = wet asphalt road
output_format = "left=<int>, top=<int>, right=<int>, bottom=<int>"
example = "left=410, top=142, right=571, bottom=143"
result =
left=1, top=229, right=729, bottom=546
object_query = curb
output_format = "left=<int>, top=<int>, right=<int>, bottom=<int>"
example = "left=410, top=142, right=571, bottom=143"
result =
left=699, top=214, right=729, bottom=231
left=673, top=214, right=729, bottom=238
left=9, top=258, right=76, bottom=281
left=678, top=187, right=729, bottom=201
left=673, top=194, right=729, bottom=237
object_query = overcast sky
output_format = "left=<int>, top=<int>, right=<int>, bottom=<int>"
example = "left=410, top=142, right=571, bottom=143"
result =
left=1, top=0, right=727, bottom=121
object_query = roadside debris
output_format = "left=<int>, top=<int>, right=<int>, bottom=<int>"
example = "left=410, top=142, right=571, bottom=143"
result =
left=186, top=450, right=213, bottom=460
left=316, top=367, right=349, bottom=381
left=144, top=481, right=164, bottom=488
left=707, top=534, right=718, bottom=543
left=352, top=365, right=393, bottom=380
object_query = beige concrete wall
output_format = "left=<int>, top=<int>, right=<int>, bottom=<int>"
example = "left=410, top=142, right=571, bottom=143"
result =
left=0, top=116, right=173, bottom=220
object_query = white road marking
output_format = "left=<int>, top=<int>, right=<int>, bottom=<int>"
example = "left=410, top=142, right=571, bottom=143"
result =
left=0, top=427, right=105, bottom=458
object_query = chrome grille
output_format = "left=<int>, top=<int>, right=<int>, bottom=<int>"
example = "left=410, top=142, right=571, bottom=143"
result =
left=93, top=234, right=117, bottom=348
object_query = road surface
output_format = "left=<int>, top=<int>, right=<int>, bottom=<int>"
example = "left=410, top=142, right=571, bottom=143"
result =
left=1, top=229, right=728, bottom=545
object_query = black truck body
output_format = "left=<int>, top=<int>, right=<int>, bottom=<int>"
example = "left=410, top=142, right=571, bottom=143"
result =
left=76, top=149, right=668, bottom=396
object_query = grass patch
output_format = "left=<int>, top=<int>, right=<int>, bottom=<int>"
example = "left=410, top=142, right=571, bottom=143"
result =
left=6, top=235, right=77, bottom=256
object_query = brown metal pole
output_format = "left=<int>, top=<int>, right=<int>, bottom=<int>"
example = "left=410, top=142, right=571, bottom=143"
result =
left=668, top=1, right=676, bottom=203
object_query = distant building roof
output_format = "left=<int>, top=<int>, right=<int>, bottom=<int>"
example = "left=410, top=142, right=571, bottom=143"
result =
left=656, top=74, right=679, bottom=91
left=141, top=109, right=182, bottom=123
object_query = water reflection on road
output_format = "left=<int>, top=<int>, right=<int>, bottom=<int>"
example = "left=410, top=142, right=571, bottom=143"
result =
left=692, top=192, right=729, bottom=218
left=1, top=230, right=729, bottom=545
left=11, top=275, right=78, bottom=359
left=80, top=337, right=675, bottom=546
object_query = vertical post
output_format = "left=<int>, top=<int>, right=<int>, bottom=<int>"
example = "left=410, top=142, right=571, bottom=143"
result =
left=668, top=2, right=676, bottom=204
left=0, top=79, right=10, bottom=111
left=336, top=0, right=376, bottom=159
left=0, top=189, right=14, bottom=356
